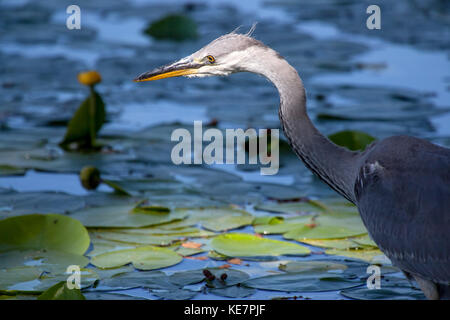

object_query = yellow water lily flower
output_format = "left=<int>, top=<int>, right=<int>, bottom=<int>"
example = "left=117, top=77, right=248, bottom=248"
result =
left=78, top=70, right=102, bottom=86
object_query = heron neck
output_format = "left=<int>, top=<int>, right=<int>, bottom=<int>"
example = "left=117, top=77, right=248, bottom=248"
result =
left=258, top=55, right=359, bottom=203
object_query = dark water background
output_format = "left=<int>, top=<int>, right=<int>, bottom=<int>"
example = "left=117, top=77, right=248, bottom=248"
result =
left=0, top=0, right=449, bottom=300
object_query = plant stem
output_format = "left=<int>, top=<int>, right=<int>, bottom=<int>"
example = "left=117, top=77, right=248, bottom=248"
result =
left=88, top=85, right=96, bottom=147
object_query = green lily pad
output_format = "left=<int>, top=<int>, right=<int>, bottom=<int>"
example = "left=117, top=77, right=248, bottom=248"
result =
left=300, top=238, right=363, bottom=250
left=89, top=230, right=181, bottom=246
left=0, top=267, right=98, bottom=293
left=211, top=233, right=310, bottom=258
left=0, top=250, right=89, bottom=272
left=0, top=192, right=84, bottom=216
left=341, top=277, right=425, bottom=300
left=184, top=207, right=254, bottom=232
left=209, top=285, right=256, bottom=298
left=91, top=246, right=182, bottom=270
left=254, top=216, right=314, bottom=235
left=0, top=165, right=26, bottom=176
left=243, top=271, right=362, bottom=292
left=152, top=289, right=198, bottom=300
left=70, top=204, right=187, bottom=228
left=99, top=270, right=176, bottom=290
left=325, top=248, right=385, bottom=263
left=0, top=214, right=90, bottom=255
left=37, top=281, right=86, bottom=300
left=254, top=201, right=326, bottom=214
left=144, top=14, right=198, bottom=41
left=278, top=260, right=348, bottom=273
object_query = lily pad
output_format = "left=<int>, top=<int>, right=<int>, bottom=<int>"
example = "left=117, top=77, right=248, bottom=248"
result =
left=91, top=246, right=182, bottom=270
left=278, top=260, right=348, bottom=273
left=325, top=248, right=385, bottom=263
left=183, top=207, right=254, bottom=232
left=0, top=267, right=98, bottom=293
left=340, top=277, right=425, bottom=300
left=99, top=270, right=177, bottom=290
left=211, top=233, right=310, bottom=258
left=143, top=14, right=198, bottom=41
left=243, top=271, right=362, bottom=292
left=209, top=285, right=256, bottom=298
left=70, top=204, right=187, bottom=228
left=0, top=214, right=90, bottom=255
left=37, top=281, right=86, bottom=300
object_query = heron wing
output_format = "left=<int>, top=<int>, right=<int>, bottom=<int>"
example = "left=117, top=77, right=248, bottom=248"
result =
left=354, top=136, right=450, bottom=284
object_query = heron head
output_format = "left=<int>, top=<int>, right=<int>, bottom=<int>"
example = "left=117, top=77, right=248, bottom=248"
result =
left=134, top=30, right=272, bottom=82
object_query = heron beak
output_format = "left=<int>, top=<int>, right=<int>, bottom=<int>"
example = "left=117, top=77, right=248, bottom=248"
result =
left=133, top=59, right=200, bottom=82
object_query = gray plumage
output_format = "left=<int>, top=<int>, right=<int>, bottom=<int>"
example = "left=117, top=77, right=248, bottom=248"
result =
left=135, top=31, right=450, bottom=299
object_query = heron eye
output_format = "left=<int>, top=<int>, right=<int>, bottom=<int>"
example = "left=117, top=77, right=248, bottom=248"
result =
left=206, top=55, right=215, bottom=64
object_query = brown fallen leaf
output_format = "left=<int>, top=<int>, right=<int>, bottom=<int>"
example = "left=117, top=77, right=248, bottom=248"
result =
left=185, top=256, right=208, bottom=261
left=227, top=258, right=242, bottom=265
left=181, top=241, right=203, bottom=249
left=219, top=264, right=231, bottom=269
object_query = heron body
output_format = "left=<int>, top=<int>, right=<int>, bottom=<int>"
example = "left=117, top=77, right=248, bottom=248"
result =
left=135, top=31, right=450, bottom=299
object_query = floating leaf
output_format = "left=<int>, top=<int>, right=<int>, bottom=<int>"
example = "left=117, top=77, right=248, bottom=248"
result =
left=328, top=130, right=376, bottom=151
left=0, top=165, right=26, bottom=176
left=350, top=235, right=378, bottom=248
left=341, top=277, right=425, bottom=300
left=325, top=248, right=384, bottom=263
left=278, top=260, right=348, bottom=273
left=70, top=204, right=187, bottom=228
left=91, top=246, right=182, bottom=270
left=243, top=271, right=362, bottom=292
left=299, top=238, right=362, bottom=250
left=183, top=207, right=254, bottom=232
left=254, top=201, right=326, bottom=214
left=283, top=213, right=367, bottom=241
left=0, top=192, right=84, bottom=216
left=144, top=14, right=198, bottom=41
left=211, top=233, right=310, bottom=258
left=254, top=216, right=313, bottom=235
left=89, top=230, right=181, bottom=246
left=0, top=250, right=89, bottom=272
left=37, top=281, right=86, bottom=300
left=0, top=214, right=90, bottom=255
left=0, top=267, right=98, bottom=293
left=99, top=270, right=177, bottom=290
left=209, top=285, right=256, bottom=298
left=84, top=292, right=148, bottom=300
left=152, top=289, right=198, bottom=300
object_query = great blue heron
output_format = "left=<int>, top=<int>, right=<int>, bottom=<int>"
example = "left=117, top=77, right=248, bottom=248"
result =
left=135, top=31, right=450, bottom=299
